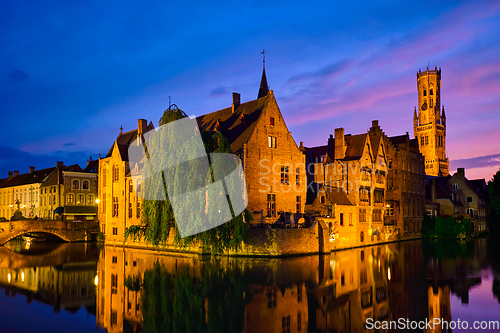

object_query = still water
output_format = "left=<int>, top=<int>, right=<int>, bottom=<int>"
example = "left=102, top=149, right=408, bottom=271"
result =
left=0, top=237, right=499, bottom=333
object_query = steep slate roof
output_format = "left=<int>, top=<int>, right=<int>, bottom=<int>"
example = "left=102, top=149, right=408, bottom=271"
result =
left=469, top=179, right=489, bottom=198
left=304, top=145, right=328, bottom=164
left=306, top=182, right=353, bottom=206
left=84, top=160, right=99, bottom=173
left=196, top=94, right=270, bottom=153
left=0, top=167, right=56, bottom=189
left=258, top=67, right=270, bottom=99
left=343, top=133, right=368, bottom=161
left=430, top=175, right=463, bottom=206
left=105, top=122, right=154, bottom=161
left=41, top=164, right=83, bottom=187
left=388, top=134, right=407, bottom=146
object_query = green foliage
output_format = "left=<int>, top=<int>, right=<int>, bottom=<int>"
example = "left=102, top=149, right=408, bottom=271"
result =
left=421, top=213, right=436, bottom=238
left=134, top=261, right=249, bottom=333
left=124, top=273, right=142, bottom=292
left=125, top=106, right=251, bottom=254
left=488, top=168, right=500, bottom=233
left=96, top=231, right=105, bottom=242
left=426, top=216, right=471, bottom=239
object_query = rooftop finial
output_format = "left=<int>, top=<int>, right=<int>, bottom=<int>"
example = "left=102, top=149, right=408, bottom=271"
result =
left=261, top=49, right=266, bottom=69
left=120, top=125, right=123, bottom=134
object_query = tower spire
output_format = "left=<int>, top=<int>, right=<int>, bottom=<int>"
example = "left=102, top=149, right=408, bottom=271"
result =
left=258, top=49, right=269, bottom=99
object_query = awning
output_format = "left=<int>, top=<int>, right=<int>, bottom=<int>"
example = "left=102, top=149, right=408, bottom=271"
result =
left=54, top=206, right=64, bottom=214
left=62, top=206, right=98, bottom=216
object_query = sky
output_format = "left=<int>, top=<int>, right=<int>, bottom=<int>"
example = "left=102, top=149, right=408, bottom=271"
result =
left=1, top=0, right=499, bottom=181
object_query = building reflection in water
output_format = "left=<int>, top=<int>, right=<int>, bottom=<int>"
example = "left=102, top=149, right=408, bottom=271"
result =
left=96, top=240, right=437, bottom=333
left=0, top=242, right=99, bottom=314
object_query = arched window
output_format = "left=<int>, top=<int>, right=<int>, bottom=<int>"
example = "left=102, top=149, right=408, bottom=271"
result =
left=67, top=194, right=74, bottom=204
left=360, top=231, right=364, bottom=243
left=113, top=165, right=119, bottom=182
left=87, top=194, right=94, bottom=205
left=321, top=196, right=326, bottom=204
left=72, top=180, right=80, bottom=190
left=77, top=194, right=84, bottom=204
left=102, top=168, right=107, bottom=187
left=82, top=180, right=90, bottom=190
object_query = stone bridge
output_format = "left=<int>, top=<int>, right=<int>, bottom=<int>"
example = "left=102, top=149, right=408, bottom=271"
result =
left=0, top=220, right=99, bottom=246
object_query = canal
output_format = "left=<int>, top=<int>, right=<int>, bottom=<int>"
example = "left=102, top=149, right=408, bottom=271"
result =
left=0, top=236, right=499, bottom=332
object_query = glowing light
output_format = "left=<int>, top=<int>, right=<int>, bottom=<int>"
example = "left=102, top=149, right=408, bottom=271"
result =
left=21, top=272, right=25, bottom=282
left=387, top=267, right=391, bottom=281
left=94, top=275, right=99, bottom=286
left=96, top=199, right=100, bottom=204
left=7, top=273, right=11, bottom=283
left=25, top=239, right=31, bottom=250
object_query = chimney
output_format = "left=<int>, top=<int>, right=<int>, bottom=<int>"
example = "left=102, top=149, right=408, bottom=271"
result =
left=138, top=119, right=147, bottom=136
left=8, top=171, right=13, bottom=178
left=14, top=171, right=19, bottom=177
left=371, top=120, right=379, bottom=128
left=232, top=92, right=240, bottom=113
left=334, top=128, right=346, bottom=160
left=29, top=166, right=35, bottom=174
left=457, top=168, right=465, bottom=177
left=57, top=161, right=64, bottom=168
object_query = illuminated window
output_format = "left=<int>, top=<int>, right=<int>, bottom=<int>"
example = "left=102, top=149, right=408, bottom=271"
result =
left=113, top=165, right=119, bottom=182
left=280, top=166, right=289, bottom=185
left=267, top=194, right=276, bottom=217
left=67, top=194, right=74, bottom=204
left=72, top=180, right=79, bottom=190
left=112, top=196, right=119, bottom=217
left=270, top=117, right=275, bottom=126
left=76, top=194, right=84, bottom=204
left=87, top=194, right=94, bottom=205
left=296, top=196, right=301, bottom=214
left=268, top=136, right=277, bottom=149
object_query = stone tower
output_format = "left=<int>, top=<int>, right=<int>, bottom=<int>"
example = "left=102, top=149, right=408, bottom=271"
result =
left=413, top=67, right=449, bottom=176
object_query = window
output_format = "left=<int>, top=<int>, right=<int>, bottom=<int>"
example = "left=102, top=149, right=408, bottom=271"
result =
left=430, top=98, right=434, bottom=107
left=111, top=274, right=118, bottom=295
left=76, top=194, right=84, bottom=205
left=129, top=203, right=133, bottom=218
left=102, top=198, right=106, bottom=215
left=361, top=169, right=371, bottom=181
left=72, top=180, right=79, bottom=190
left=296, top=167, right=300, bottom=186
left=111, top=312, right=117, bottom=325
left=423, top=89, right=427, bottom=97
left=280, top=166, right=289, bottom=185
left=386, top=202, right=394, bottom=216
left=359, top=187, right=370, bottom=203
left=296, top=196, right=301, bottom=214
left=268, top=136, right=277, bottom=149
left=270, top=117, right=275, bottom=126
left=103, top=168, right=107, bottom=187
left=113, top=165, right=119, bottom=182
left=373, top=209, right=382, bottom=222
left=112, top=256, right=117, bottom=264
left=361, top=288, right=372, bottom=308
left=129, top=181, right=133, bottom=193
left=321, top=195, right=326, bottom=204
left=376, top=171, right=384, bottom=184
left=297, top=312, right=302, bottom=331
left=425, top=136, right=429, bottom=145
left=267, top=288, right=277, bottom=308
left=374, top=189, right=384, bottom=203
left=282, top=315, right=290, bottom=333
left=349, top=213, right=353, bottom=226
left=340, top=213, right=344, bottom=226
left=297, top=284, right=302, bottom=302
left=112, top=196, right=119, bottom=217
left=267, top=194, right=276, bottom=217
left=136, top=202, right=140, bottom=218
left=430, top=88, right=433, bottom=95
left=112, top=227, right=118, bottom=235
left=82, top=180, right=89, bottom=190
left=466, top=208, right=474, bottom=218
left=67, top=194, right=74, bottom=204
left=359, top=208, right=367, bottom=222
left=87, top=194, right=94, bottom=205
left=360, top=270, right=368, bottom=284
left=341, top=273, right=345, bottom=286
left=466, top=196, right=473, bottom=203
left=360, top=231, right=364, bottom=242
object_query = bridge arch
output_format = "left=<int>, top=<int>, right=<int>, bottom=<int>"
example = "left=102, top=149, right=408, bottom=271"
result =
left=0, top=229, right=72, bottom=245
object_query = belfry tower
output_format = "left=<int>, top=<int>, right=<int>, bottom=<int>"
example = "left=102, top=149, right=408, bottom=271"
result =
left=413, top=67, right=449, bottom=176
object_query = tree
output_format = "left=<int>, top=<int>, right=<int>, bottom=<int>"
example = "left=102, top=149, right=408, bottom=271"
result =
left=488, top=167, right=500, bottom=233
left=125, top=105, right=251, bottom=254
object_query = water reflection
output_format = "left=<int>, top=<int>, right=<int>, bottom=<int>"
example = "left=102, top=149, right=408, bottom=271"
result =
left=0, top=236, right=499, bottom=332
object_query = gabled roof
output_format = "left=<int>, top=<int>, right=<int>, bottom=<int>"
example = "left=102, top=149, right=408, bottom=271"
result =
left=389, top=134, right=407, bottom=146
left=42, top=164, right=84, bottom=187
left=84, top=160, right=99, bottom=173
left=0, top=167, right=56, bottom=189
left=105, top=122, right=154, bottom=161
left=197, top=94, right=270, bottom=153
left=258, top=67, right=269, bottom=99
left=344, top=133, right=368, bottom=161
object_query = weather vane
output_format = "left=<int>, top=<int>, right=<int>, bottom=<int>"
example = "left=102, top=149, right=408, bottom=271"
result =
left=261, top=49, right=266, bottom=69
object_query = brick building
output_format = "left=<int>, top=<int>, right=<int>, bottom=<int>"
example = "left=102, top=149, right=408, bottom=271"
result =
left=304, top=123, right=388, bottom=247
left=426, top=168, right=489, bottom=233
left=39, top=161, right=98, bottom=221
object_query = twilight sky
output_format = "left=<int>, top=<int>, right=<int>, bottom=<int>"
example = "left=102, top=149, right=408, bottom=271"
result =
left=1, top=0, right=499, bottom=181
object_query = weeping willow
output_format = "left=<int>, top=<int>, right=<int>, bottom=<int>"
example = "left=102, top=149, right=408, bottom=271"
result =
left=124, top=106, right=251, bottom=254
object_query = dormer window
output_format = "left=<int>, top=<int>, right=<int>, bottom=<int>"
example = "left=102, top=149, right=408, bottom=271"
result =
left=270, top=117, right=275, bottom=126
